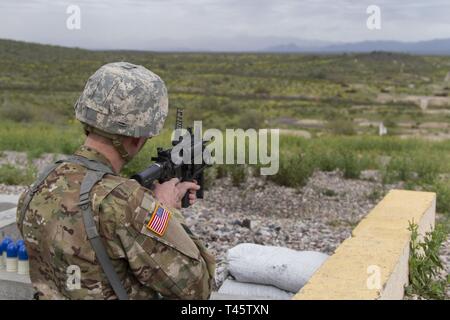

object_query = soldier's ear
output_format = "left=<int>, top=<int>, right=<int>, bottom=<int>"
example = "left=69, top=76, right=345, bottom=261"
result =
left=136, top=137, right=148, bottom=149
left=129, top=137, right=142, bottom=147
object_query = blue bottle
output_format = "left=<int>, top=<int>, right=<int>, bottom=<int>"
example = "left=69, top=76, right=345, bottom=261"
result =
left=6, top=242, right=18, bottom=272
left=16, top=239, right=25, bottom=248
left=1, top=237, right=13, bottom=269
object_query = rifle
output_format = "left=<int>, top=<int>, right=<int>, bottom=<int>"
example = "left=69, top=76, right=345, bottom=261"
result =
left=131, top=109, right=211, bottom=208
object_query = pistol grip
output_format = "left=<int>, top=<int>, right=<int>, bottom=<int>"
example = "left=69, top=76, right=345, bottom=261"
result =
left=181, top=193, right=190, bottom=208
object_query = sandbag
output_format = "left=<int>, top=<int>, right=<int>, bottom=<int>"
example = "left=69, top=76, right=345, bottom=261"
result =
left=218, top=279, right=294, bottom=300
left=227, top=243, right=328, bottom=292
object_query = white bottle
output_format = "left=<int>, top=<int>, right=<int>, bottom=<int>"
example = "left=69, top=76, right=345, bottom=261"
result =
left=17, top=245, right=29, bottom=275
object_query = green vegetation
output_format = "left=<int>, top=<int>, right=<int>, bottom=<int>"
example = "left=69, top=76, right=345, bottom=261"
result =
left=1, top=39, right=450, bottom=219
left=267, top=152, right=313, bottom=187
left=3, top=119, right=450, bottom=217
left=0, top=121, right=84, bottom=158
left=406, top=222, right=449, bottom=299
left=2, top=39, right=450, bottom=134
left=0, top=164, right=36, bottom=185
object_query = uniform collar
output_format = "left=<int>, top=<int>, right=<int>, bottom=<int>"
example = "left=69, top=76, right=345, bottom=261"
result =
left=74, top=145, right=114, bottom=170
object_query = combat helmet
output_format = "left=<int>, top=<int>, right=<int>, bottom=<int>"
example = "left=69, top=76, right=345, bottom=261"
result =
left=75, top=62, right=169, bottom=161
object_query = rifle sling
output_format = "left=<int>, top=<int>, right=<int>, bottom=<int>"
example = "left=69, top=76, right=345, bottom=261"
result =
left=79, top=169, right=129, bottom=300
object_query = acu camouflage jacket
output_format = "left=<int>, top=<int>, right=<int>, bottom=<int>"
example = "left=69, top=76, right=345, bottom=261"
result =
left=16, top=146, right=215, bottom=300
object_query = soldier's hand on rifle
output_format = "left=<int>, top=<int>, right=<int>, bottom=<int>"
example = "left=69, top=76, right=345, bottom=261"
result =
left=153, top=178, right=200, bottom=209
left=176, top=180, right=201, bottom=206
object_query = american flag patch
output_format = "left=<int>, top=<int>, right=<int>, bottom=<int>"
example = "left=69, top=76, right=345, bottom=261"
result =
left=146, top=204, right=171, bottom=236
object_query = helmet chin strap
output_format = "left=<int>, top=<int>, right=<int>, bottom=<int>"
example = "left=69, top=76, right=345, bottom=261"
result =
left=83, top=124, right=133, bottom=162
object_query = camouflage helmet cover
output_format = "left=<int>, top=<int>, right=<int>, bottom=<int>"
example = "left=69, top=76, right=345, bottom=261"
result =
left=75, top=62, right=169, bottom=138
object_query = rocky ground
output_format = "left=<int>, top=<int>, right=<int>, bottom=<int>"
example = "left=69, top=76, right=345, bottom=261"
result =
left=181, top=170, right=404, bottom=288
left=0, top=153, right=448, bottom=298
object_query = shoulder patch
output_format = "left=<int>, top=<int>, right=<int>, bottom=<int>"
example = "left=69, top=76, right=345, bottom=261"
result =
left=146, top=203, right=171, bottom=236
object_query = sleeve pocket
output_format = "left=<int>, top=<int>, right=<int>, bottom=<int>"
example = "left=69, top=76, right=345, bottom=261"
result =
left=134, top=206, right=201, bottom=261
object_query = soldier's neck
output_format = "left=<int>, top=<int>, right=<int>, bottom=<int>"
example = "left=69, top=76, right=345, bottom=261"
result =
left=84, top=134, right=125, bottom=174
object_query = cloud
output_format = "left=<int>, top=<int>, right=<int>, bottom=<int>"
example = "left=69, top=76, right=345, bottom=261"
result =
left=0, top=0, right=449, bottom=50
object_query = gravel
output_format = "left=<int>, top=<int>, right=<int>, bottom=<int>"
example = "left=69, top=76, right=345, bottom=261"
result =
left=0, top=184, right=27, bottom=195
left=182, top=170, right=406, bottom=289
left=0, top=151, right=67, bottom=173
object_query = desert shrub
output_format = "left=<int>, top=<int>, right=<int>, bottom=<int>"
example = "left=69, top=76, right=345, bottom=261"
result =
left=0, top=121, right=83, bottom=158
left=253, top=86, right=270, bottom=96
left=199, top=96, right=220, bottom=110
left=202, top=166, right=217, bottom=190
left=382, top=154, right=440, bottom=185
left=268, top=153, right=314, bottom=188
left=229, top=165, right=248, bottom=187
left=218, top=103, right=239, bottom=114
left=383, top=118, right=397, bottom=128
left=426, top=181, right=450, bottom=215
left=312, top=148, right=340, bottom=172
left=215, top=165, right=229, bottom=179
left=414, top=156, right=440, bottom=184
left=0, top=104, right=34, bottom=122
left=405, top=222, right=448, bottom=299
left=382, top=156, right=414, bottom=184
left=307, top=70, right=326, bottom=80
left=310, top=147, right=362, bottom=179
left=326, top=119, right=356, bottom=135
left=238, top=109, right=265, bottom=130
left=338, top=152, right=362, bottom=179
left=0, top=164, right=36, bottom=185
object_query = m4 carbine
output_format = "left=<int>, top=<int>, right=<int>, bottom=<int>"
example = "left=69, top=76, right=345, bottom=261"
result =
left=131, top=109, right=211, bottom=208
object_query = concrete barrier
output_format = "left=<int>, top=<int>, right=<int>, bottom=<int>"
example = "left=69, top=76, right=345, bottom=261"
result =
left=0, top=198, right=35, bottom=300
left=0, top=271, right=34, bottom=300
left=293, top=189, right=436, bottom=300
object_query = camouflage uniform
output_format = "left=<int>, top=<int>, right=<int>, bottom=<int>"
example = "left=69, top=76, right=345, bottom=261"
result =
left=17, top=146, right=215, bottom=300
left=16, top=62, right=215, bottom=300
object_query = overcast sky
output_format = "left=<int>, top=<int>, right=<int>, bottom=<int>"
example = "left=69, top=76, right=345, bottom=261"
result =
left=1, top=0, right=450, bottom=51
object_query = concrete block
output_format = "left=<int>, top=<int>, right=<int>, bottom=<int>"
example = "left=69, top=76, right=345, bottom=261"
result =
left=0, top=270, right=34, bottom=300
left=0, top=195, right=20, bottom=204
left=293, top=189, right=436, bottom=300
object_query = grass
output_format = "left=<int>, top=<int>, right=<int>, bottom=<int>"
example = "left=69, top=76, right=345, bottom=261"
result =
left=0, top=120, right=83, bottom=158
left=2, top=121, right=450, bottom=218
left=0, top=164, right=36, bottom=185
left=405, top=222, right=449, bottom=299
left=2, top=39, right=450, bottom=137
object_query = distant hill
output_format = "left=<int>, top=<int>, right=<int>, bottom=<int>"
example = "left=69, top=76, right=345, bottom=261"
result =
left=264, top=43, right=317, bottom=53
left=264, top=38, right=450, bottom=55
left=3, top=36, right=450, bottom=55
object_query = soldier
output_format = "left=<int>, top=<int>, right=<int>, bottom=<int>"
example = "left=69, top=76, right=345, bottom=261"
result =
left=16, top=62, right=215, bottom=300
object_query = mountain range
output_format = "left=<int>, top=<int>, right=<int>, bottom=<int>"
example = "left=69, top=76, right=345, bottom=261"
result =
left=264, top=38, right=450, bottom=55
left=2, top=36, right=450, bottom=55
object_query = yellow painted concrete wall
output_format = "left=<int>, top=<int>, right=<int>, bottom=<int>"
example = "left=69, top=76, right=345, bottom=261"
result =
left=293, top=189, right=436, bottom=300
